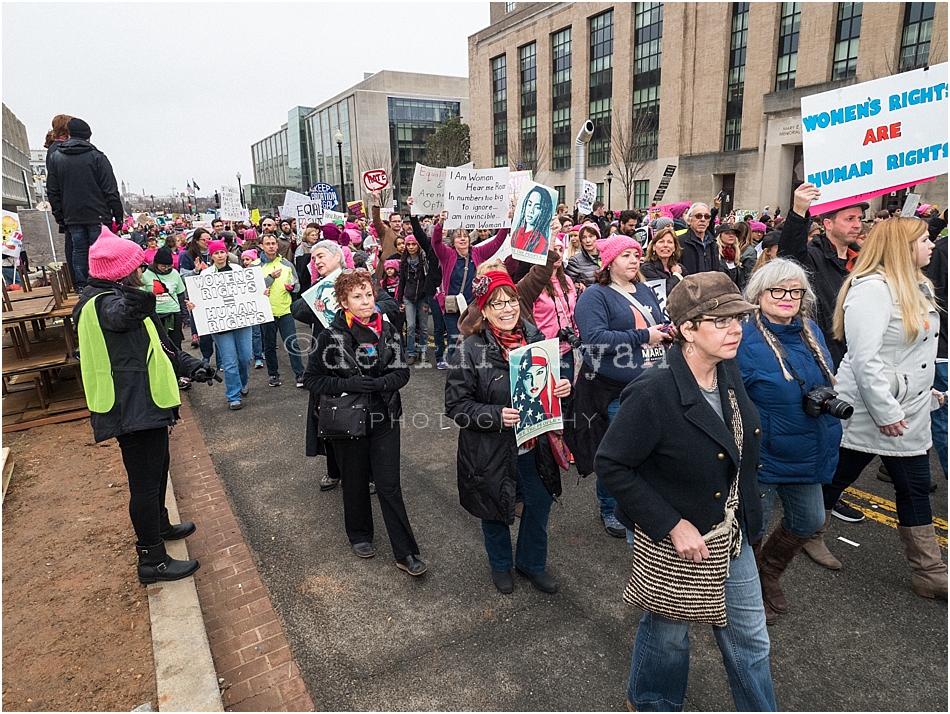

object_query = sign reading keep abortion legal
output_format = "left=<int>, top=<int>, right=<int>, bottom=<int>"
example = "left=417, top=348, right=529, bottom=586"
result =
left=800, top=63, right=948, bottom=214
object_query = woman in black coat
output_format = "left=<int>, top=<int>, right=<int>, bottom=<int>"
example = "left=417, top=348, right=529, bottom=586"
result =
left=74, top=230, right=217, bottom=584
left=445, top=271, right=572, bottom=595
left=595, top=272, right=776, bottom=712
left=302, top=269, right=426, bottom=576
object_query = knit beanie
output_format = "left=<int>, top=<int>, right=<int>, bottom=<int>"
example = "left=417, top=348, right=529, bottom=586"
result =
left=321, top=223, right=342, bottom=244
left=340, top=245, right=355, bottom=270
left=650, top=216, right=674, bottom=232
left=241, top=250, right=259, bottom=262
left=67, top=118, right=92, bottom=140
left=154, top=246, right=174, bottom=266
left=596, top=235, right=642, bottom=268
left=749, top=221, right=768, bottom=233
left=89, top=226, right=145, bottom=281
left=472, top=270, right=518, bottom=312
left=384, top=259, right=400, bottom=272
left=207, top=239, right=227, bottom=255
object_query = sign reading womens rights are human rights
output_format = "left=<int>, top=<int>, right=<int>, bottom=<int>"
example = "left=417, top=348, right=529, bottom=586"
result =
left=443, top=167, right=510, bottom=230
left=800, top=63, right=948, bottom=214
left=185, top=267, right=274, bottom=335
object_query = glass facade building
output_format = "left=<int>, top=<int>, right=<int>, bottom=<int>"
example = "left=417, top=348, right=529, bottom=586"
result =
left=305, top=98, right=355, bottom=203
left=251, top=128, right=290, bottom=188
left=388, top=98, right=461, bottom=205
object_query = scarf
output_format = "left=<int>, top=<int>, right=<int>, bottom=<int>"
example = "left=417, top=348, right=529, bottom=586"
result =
left=344, top=308, right=384, bottom=356
left=488, top=323, right=527, bottom=361
left=721, top=244, right=736, bottom=263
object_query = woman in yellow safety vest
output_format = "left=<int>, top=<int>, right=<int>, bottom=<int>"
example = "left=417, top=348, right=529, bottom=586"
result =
left=74, top=227, right=219, bottom=584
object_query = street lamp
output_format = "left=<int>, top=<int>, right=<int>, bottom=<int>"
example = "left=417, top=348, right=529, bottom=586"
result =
left=150, top=194, right=154, bottom=211
left=335, top=130, right=346, bottom=206
left=236, top=171, right=244, bottom=208
left=605, top=170, right=613, bottom=215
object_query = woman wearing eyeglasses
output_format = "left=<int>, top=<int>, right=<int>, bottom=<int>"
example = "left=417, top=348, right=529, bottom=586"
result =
left=735, top=259, right=843, bottom=624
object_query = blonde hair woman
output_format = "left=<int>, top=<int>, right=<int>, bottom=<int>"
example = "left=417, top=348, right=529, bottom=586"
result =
left=818, top=217, right=945, bottom=599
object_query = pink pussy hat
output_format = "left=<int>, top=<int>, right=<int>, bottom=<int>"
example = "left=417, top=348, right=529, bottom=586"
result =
left=89, top=226, right=145, bottom=281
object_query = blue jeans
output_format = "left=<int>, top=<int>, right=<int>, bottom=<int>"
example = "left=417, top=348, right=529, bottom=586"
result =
left=627, top=536, right=776, bottom=712
left=261, top=312, right=305, bottom=377
left=404, top=298, right=429, bottom=357
left=211, top=327, right=252, bottom=403
left=427, top=296, right=446, bottom=361
left=68, top=223, right=103, bottom=289
left=596, top=397, right=622, bottom=520
left=933, top=361, right=948, bottom=477
left=2, top=266, right=22, bottom=287
left=755, top=482, right=826, bottom=540
left=443, top=310, right=461, bottom=364
left=251, top=324, right=263, bottom=361
left=481, top=451, right=554, bottom=574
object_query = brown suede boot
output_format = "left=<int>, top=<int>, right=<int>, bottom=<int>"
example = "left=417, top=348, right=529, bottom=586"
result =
left=759, top=524, right=810, bottom=614
left=802, top=509, right=842, bottom=570
left=897, top=524, right=948, bottom=599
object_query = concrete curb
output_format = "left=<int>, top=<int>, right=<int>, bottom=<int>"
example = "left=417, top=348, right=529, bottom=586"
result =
left=144, top=475, right=224, bottom=712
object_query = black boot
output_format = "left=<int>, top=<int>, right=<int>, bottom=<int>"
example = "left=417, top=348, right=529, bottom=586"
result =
left=160, top=508, right=196, bottom=541
left=136, top=541, right=200, bottom=584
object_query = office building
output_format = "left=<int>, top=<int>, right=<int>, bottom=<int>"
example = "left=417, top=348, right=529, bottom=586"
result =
left=2, top=104, right=35, bottom=212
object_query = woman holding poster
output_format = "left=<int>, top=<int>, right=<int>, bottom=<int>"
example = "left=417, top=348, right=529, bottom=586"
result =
left=512, top=184, right=556, bottom=262
left=445, top=271, right=572, bottom=595
left=510, top=345, right=562, bottom=430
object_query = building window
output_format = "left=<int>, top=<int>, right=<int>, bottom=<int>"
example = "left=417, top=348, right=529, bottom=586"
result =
left=555, top=185, right=566, bottom=205
left=388, top=98, right=460, bottom=205
left=632, top=2, right=663, bottom=161
left=596, top=182, right=604, bottom=203
left=775, top=2, right=801, bottom=91
left=724, top=2, right=749, bottom=151
left=552, top=28, right=572, bottom=171
left=634, top=180, right=651, bottom=209
left=506, top=2, right=515, bottom=12
left=492, top=55, right=508, bottom=168
left=520, top=43, right=538, bottom=169
left=900, top=2, right=935, bottom=71
left=589, top=10, right=614, bottom=167
left=833, top=3, right=862, bottom=80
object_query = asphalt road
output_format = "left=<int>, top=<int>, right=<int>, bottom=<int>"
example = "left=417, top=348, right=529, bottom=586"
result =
left=183, top=327, right=948, bottom=712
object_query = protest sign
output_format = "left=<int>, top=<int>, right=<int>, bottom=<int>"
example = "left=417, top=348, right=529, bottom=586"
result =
left=283, top=189, right=310, bottom=208
left=2, top=211, right=24, bottom=263
left=645, top=279, right=669, bottom=315
left=184, top=267, right=274, bottom=335
left=361, top=169, right=389, bottom=193
left=508, top=339, right=563, bottom=447
left=577, top=180, right=597, bottom=215
left=409, top=162, right=474, bottom=215
left=291, top=201, right=323, bottom=229
left=250, top=208, right=261, bottom=225
left=219, top=186, right=243, bottom=220
left=308, top=183, right=340, bottom=211
left=300, top=268, right=342, bottom=328
left=323, top=210, right=346, bottom=224
left=508, top=170, right=533, bottom=204
left=801, top=63, right=948, bottom=214
left=510, top=181, right=558, bottom=266
left=652, top=165, right=677, bottom=203
left=346, top=200, right=366, bottom=220
left=443, top=167, right=510, bottom=230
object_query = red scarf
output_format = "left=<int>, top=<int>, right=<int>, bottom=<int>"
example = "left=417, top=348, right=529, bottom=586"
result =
left=721, top=244, right=736, bottom=263
left=488, top=324, right=527, bottom=361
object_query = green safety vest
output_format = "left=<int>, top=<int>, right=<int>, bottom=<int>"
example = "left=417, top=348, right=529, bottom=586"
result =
left=77, top=293, right=181, bottom=413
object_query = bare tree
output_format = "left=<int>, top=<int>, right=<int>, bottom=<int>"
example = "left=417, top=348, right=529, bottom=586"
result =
left=610, top=111, right=659, bottom=210
left=510, top=132, right=551, bottom=186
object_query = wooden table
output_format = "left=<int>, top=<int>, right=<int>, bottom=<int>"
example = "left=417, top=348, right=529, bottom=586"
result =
left=2, top=297, right=58, bottom=357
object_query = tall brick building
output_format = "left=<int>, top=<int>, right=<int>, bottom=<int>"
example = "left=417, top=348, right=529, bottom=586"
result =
left=468, top=2, right=947, bottom=215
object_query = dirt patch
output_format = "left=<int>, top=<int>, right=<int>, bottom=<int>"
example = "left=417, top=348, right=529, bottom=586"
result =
left=2, top=419, right=157, bottom=711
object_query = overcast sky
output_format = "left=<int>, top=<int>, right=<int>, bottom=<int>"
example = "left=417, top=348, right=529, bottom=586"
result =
left=2, top=1, right=488, bottom=198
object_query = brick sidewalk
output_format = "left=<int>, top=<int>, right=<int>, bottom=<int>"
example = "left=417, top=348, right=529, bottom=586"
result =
left=168, top=396, right=314, bottom=712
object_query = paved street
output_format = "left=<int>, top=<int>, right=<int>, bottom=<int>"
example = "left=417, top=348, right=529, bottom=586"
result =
left=184, top=329, right=948, bottom=712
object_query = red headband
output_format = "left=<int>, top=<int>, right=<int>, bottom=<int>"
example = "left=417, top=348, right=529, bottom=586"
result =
left=472, top=270, right=517, bottom=311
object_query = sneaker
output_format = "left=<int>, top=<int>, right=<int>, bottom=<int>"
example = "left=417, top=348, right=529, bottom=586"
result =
left=320, top=474, right=340, bottom=491
left=295, top=375, right=304, bottom=388
left=603, top=514, right=626, bottom=538
left=254, top=359, right=264, bottom=369
left=191, top=335, right=199, bottom=347
left=436, top=361, right=448, bottom=370
left=832, top=499, right=865, bottom=522
left=178, top=377, right=192, bottom=390
left=268, top=375, right=281, bottom=387
left=407, top=355, right=416, bottom=366
left=229, top=400, right=242, bottom=411
left=240, top=385, right=249, bottom=397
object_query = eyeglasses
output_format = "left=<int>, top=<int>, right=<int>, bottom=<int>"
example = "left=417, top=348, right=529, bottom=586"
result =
left=768, top=287, right=806, bottom=300
left=692, top=213, right=712, bottom=220
left=488, top=298, right=519, bottom=311
left=694, top=313, right=750, bottom=329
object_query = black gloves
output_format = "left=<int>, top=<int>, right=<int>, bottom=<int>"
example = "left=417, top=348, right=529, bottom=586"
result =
left=341, top=375, right=381, bottom=393
left=191, top=364, right=220, bottom=385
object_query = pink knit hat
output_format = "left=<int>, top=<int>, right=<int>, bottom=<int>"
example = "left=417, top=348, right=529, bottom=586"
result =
left=207, top=239, right=228, bottom=255
left=89, top=226, right=145, bottom=281
left=240, top=250, right=258, bottom=262
left=749, top=221, right=768, bottom=233
left=596, top=235, right=642, bottom=268
left=384, top=259, right=400, bottom=272
left=340, top=245, right=355, bottom=270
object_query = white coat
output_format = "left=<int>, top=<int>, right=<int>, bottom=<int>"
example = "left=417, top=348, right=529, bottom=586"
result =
left=835, top=273, right=940, bottom=457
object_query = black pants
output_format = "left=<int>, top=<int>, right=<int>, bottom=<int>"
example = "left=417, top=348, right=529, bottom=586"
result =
left=332, top=414, right=419, bottom=559
left=823, top=448, right=933, bottom=527
left=116, top=427, right=170, bottom=546
left=160, top=313, right=184, bottom=351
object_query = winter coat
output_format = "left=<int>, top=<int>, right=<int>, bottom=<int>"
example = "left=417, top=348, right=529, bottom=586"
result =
left=408, top=215, right=443, bottom=299
left=778, top=210, right=857, bottom=368
left=677, top=229, right=720, bottom=275
left=430, top=222, right=509, bottom=311
left=73, top=279, right=205, bottom=443
left=565, top=249, right=600, bottom=288
left=925, top=235, right=947, bottom=360
left=47, top=138, right=124, bottom=230
left=533, top=273, right=579, bottom=356
left=736, top=316, right=841, bottom=484
left=834, top=274, right=940, bottom=457
left=639, top=258, right=686, bottom=300
left=302, top=310, right=409, bottom=458
left=594, top=343, right=764, bottom=544
left=398, top=251, right=429, bottom=302
left=444, top=320, right=562, bottom=524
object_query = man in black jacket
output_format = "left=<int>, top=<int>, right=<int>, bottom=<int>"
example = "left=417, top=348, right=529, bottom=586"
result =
left=47, top=118, right=124, bottom=290
left=677, top=202, right=720, bottom=275
left=778, top=182, right=865, bottom=370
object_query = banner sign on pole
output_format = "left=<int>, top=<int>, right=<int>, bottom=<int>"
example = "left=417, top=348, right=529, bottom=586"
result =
left=346, top=200, right=366, bottom=220
left=801, top=63, right=948, bottom=214
left=510, top=180, right=558, bottom=266
left=443, top=167, right=510, bottom=230
left=184, top=267, right=274, bottom=335
left=577, top=180, right=597, bottom=215
left=508, top=338, right=563, bottom=447
left=652, top=165, right=677, bottom=203
left=219, top=186, right=243, bottom=221
left=308, top=183, right=340, bottom=211
left=361, top=169, right=389, bottom=193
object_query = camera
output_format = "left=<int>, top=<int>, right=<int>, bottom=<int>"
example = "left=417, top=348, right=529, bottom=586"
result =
left=802, top=386, right=853, bottom=420
left=557, top=326, right=583, bottom=349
